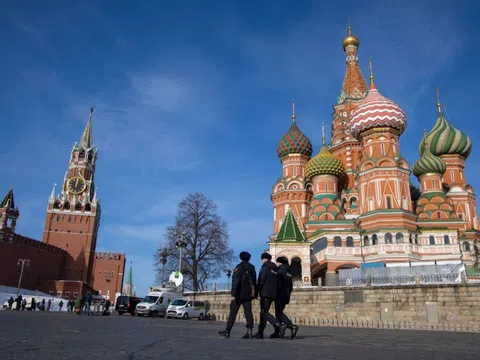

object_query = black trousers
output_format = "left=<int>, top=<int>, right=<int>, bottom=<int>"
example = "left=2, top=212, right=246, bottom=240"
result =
left=258, top=297, right=278, bottom=332
left=226, top=299, right=253, bottom=330
left=275, top=299, right=293, bottom=327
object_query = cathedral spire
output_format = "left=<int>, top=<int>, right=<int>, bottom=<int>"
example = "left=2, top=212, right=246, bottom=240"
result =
left=0, top=186, right=15, bottom=209
left=321, top=122, right=326, bottom=146
left=79, top=107, right=94, bottom=149
left=435, top=87, right=442, bottom=115
left=368, top=57, right=376, bottom=89
left=292, top=98, right=296, bottom=122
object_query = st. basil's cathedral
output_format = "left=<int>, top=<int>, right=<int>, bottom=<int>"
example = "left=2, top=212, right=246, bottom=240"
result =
left=269, top=26, right=479, bottom=285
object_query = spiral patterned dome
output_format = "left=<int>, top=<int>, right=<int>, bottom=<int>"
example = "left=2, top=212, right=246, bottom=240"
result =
left=350, top=84, right=407, bottom=139
left=277, top=122, right=313, bottom=159
left=419, top=111, right=472, bottom=159
left=305, top=146, right=345, bottom=179
left=412, top=143, right=446, bottom=178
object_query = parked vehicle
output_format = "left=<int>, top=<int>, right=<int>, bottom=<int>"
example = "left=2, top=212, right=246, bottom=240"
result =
left=166, top=299, right=206, bottom=320
left=135, top=288, right=178, bottom=317
left=115, top=296, right=142, bottom=316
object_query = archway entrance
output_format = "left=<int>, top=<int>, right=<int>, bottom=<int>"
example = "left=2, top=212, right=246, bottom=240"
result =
left=291, top=257, right=302, bottom=284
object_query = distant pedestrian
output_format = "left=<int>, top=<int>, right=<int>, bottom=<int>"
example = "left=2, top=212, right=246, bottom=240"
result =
left=84, top=293, right=92, bottom=315
left=31, top=298, right=36, bottom=311
left=218, top=251, right=257, bottom=339
left=21, top=298, right=27, bottom=311
left=252, top=253, right=285, bottom=339
left=47, top=299, right=52, bottom=311
left=16, top=295, right=23, bottom=311
left=59, top=300, right=64, bottom=312
left=41, top=299, right=45, bottom=311
left=7, top=297, right=13, bottom=310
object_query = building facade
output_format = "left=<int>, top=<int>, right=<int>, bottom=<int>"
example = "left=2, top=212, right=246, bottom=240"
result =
left=0, top=108, right=125, bottom=300
left=269, top=27, right=480, bottom=285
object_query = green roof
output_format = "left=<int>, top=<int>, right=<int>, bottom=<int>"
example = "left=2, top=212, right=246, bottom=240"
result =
left=0, top=187, right=15, bottom=209
left=276, top=208, right=305, bottom=242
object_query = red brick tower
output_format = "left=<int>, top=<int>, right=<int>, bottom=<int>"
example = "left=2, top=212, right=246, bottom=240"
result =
left=43, top=107, right=100, bottom=286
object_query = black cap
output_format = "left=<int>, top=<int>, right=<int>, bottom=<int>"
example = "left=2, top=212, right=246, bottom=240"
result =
left=261, top=252, right=272, bottom=261
left=276, top=256, right=288, bottom=265
left=239, top=251, right=251, bottom=261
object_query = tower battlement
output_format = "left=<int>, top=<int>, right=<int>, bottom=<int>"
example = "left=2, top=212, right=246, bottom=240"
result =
left=94, top=251, right=125, bottom=261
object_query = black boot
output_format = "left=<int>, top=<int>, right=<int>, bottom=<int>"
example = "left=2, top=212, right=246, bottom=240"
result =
left=290, top=325, right=299, bottom=339
left=242, top=328, right=253, bottom=339
left=252, top=331, right=264, bottom=339
left=218, top=329, right=230, bottom=338
left=279, top=323, right=288, bottom=339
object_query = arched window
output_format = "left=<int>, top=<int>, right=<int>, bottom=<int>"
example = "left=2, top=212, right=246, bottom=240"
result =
left=437, top=212, right=441, bottom=219
left=444, top=235, right=450, bottom=245
left=363, top=235, right=369, bottom=246
left=429, top=236, right=435, bottom=245
left=75, top=202, right=82, bottom=211
left=63, top=201, right=70, bottom=210
left=350, top=197, right=358, bottom=207
left=79, top=151, right=85, bottom=159
left=409, top=234, right=413, bottom=244
left=56, top=215, right=60, bottom=222
left=311, top=237, right=328, bottom=255
left=463, top=242, right=471, bottom=251
left=372, top=234, right=378, bottom=245
left=53, top=201, right=61, bottom=209
left=396, top=233, right=404, bottom=243
left=385, top=233, right=393, bottom=244
left=415, top=234, right=418, bottom=244
left=85, top=203, right=92, bottom=212
left=346, top=236, right=354, bottom=247
left=334, top=236, right=342, bottom=247
left=68, top=216, right=72, bottom=223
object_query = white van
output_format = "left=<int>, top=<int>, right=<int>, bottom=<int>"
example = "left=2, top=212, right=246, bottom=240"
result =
left=166, top=299, right=206, bottom=320
left=135, top=290, right=178, bottom=318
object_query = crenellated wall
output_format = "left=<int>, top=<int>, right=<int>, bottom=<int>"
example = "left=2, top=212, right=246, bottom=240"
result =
left=0, top=232, right=66, bottom=290
left=91, top=252, right=126, bottom=300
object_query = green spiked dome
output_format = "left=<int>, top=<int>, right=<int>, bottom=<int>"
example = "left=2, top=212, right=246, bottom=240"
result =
left=276, top=208, right=305, bottom=242
left=412, top=143, right=446, bottom=178
left=420, top=97, right=472, bottom=159
left=305, top=145, right=345, bottom=179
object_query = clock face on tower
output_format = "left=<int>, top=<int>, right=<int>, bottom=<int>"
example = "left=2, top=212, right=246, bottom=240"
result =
left=67, top=176, right=86, bottom=194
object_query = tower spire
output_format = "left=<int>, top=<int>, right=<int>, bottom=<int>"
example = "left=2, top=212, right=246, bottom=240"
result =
left=79, top=106, right=94, bottom=149
left=49, top=183, right=57, bottom=201
left=368, top=57, right=376, bottom=89
left=292, top=98, right=296, bottom=122
left=321, top=122, right=326, bottom=146
left=435, top=87, right=442, bottom=115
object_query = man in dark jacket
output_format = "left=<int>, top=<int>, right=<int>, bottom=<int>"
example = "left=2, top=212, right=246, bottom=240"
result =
left=253, top=253, right=286, bottom=339
left=218, top=251, right=256, bottom=339
left=271, top=257, right=299, bottom=339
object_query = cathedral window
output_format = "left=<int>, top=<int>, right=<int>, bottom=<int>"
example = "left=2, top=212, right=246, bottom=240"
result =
left=429, top=236, right=435, bottom=245
left=463, top=242, right=471, bottom=251
left=293, top=166, right=297, bottom=177
left=395, top=233, right=404, bottom=243
left=381, top=143, right=385, bottom=156
left=437, top=212, right=441, bottom=219
left=334, top=236, right=342, bottom=247
left=444, top=235, right=450, bottom=245
left=386, top=197, right=392, bottom=209
left=385, top=233, right=393, bottom=244
left=415, top=235, right=418, bottom=244
left=75, top=202, right=82, bottom=211
left=346, top=236, right=354, bottom=247
left=368, top=198, right=374, bottom=211
left=64, top=201, right=70, bottom=210
left=85, top=204, right=91, bottom=212
left=53, top=201, right=61, bottom=209
left=79, top=151, right=85, bottom=159
left=402, top=197, right=407, bottom=209
left=325, top=182, right=329, bottom=191
left=372, top=234, right=378, bottom=245
left=363, top=236, right=369, bottom=246
left=450, top=170, right=455, bottom=181
left=431, top=180, right=435, bottom=188
left=350, top=197, right=358, bottom=207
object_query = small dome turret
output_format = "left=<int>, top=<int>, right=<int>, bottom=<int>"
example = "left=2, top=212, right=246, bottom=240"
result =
left=277, top=101, right=313, bottom=159
left=413, top=135, right=447, bottom=178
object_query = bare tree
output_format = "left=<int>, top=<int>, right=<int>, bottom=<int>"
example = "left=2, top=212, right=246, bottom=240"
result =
left=154, top=192, right=234, bottom=291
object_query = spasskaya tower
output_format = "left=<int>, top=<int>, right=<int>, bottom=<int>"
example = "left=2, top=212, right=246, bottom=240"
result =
left=43, top=107, right=100, bottom=285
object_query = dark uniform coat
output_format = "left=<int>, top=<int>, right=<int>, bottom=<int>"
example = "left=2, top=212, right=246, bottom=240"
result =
left=257, top=261, right=278, bottom=299
left=231, top=261, right=257, bottom=301
left=277, top=263, right=293, bottom=304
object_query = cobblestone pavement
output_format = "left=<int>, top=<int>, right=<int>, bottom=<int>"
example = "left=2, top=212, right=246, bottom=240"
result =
left=1, top=311, right=479, bottom=360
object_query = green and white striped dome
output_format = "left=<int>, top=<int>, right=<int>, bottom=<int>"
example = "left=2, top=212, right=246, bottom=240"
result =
left=419, top=109, right=472, bottom=159
left=412, top=143, right=446, bottom=178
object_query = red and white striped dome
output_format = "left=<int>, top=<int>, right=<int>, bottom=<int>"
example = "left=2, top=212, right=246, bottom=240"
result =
left=349, top=84, right=407, bottom=139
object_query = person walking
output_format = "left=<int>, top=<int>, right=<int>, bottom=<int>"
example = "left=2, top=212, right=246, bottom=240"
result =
left=218, top=251, right=257, bottom=339
left=7, top=297, right=13, bottom=310
left=84, top=293, right=92, bottom=315
left=47, top=299, right=52, bottom=311
left=270, top=257, right=299, bottom=339
left=252, top=253, right=285, bottom=339
left=59, top=300, right=64, bottom=312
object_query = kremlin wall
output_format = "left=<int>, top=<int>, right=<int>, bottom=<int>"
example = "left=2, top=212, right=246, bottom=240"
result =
left=0, top=108, right=125, bottom=301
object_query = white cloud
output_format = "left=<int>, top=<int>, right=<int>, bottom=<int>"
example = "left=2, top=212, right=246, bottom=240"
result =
left=103, top=224, right=167, bottom=243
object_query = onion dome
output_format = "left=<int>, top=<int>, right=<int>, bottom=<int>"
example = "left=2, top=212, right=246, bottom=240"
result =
left=350, top=59, right=407, bottom=139
left=419, top=89, right=472, bottom=159
left=342, top=25, right=360, bottom=49
left=412, top=136, right=446, bottom=177
left=305, top=131, right=345, bottom=179
left=277, top=101, right=313, bottom=159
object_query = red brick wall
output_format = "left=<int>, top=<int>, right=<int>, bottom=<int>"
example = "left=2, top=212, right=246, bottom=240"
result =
left=91, top=252, right=126, bottom=301
left=0, top=233, right=66, bottom=290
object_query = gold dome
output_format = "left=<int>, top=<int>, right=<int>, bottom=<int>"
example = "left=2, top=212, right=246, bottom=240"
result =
left=342, top=26, right=359, bottom=49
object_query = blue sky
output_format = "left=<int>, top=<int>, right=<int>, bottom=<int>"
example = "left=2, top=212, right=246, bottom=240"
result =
left=2, top=0, right=480, bottom=296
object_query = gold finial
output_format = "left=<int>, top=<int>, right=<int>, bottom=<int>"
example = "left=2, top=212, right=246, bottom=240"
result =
left=423, top=129, right=428, bottom=147
left=435, top=87, right=442, bottom=114
left=342, top=18, right=359, bottom=50
left=368, top=57, right=375, bottom=84
left=321, top=122, right=326, bottom=146
left=292, top=98, right=296, bottom=122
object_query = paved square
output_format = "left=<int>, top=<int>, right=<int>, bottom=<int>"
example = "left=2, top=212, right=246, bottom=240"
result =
left=0, top=312, right=478, bottom=359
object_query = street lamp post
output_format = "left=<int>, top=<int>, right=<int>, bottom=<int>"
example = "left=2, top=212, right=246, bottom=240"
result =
left=226, top=269, right=232, bottom=290
left=174, top=230, right=187, bottom=274
left=105, top=271, right=113, bottom=300
left=17, top=258, right=30, bottom=296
